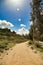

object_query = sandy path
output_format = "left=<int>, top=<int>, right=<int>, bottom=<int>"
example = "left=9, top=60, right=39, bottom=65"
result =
left=0, top=41, right=43, bottom=65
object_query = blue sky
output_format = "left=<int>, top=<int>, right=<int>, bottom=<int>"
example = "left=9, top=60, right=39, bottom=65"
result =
left=0, top=0, right=32, bottom=35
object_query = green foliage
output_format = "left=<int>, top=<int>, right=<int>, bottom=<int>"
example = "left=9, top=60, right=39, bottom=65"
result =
left=30, top=0, right=43, bottom=42
left=35, top=42, right=41, bottom=48
left=30, top=46, right=34, bottom=50
left=28, top=40, right=43, bottom=52
left=28, top=25, right=33, bottom=40
left=36, top=47, right=43, bottom=52
left=34, top=41, right=43, bottom=52
left=28, top=40, right=33, bottom=45
left=29, top=33, right=33, bottom=40
left=0, top=28, right=28, bottom=53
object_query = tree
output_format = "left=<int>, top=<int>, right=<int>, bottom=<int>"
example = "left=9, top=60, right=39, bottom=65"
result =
left=30, top=0, right=43, bottom=42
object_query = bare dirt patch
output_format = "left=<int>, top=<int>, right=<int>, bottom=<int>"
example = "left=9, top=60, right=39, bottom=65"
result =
left=0, top=41, right=43, bottom=65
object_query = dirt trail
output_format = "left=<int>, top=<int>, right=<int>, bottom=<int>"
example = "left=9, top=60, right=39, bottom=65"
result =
left=0, top=41, right=43, bottom=65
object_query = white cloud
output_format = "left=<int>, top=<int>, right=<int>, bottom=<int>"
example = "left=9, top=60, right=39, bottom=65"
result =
left=0, top=20, right=14, bottom=28
left=10, top=29, right=14, bottom=32
left=30, top=21, right=33, bottom=26
left=16, top=27, right=29, bottom=35
left=18, top=18, right=21, bottom=22
left=20, top=24, right=26, bottom=27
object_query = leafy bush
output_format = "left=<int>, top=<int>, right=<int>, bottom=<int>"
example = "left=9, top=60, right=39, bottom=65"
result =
left=35, top=42, right=42, bottom=48
left=5, top=48, right=9, bottom=50
left=30, top=46, right=34, bottom=50
left=28, top=41, right=33, bottom=45
left=0, top=50, right=3, bottom=53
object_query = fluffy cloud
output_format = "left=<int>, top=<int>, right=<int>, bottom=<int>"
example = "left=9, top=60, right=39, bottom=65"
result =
left=20, top=24, right=26, bottom=27
left=0, top=20, right=14, bottom=28
left=16, top=27, right=29, bottom=35
left=30, top=21, right=33, bottom=26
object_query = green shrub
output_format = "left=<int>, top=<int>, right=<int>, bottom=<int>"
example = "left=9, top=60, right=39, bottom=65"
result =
left=0, top=50, right=3, bottom=53
left=28, top=41, right=33, bottom=45
left=30, top=46, right=34, bottom=50
left=5, top=48, right=9, bottom=50
left=35, top=42, right=41, bottom=48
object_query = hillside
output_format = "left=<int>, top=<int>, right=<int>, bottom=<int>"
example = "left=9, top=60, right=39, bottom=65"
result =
left=0, top=28, right=28, bottom=53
